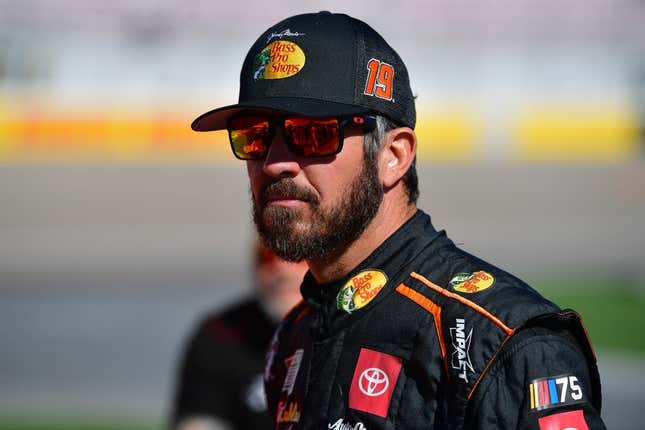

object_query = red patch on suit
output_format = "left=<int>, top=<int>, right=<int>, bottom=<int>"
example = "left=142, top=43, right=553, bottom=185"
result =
left=538, top=409, right=589, bottom=430
left=348, top=348, right=402, bottom=418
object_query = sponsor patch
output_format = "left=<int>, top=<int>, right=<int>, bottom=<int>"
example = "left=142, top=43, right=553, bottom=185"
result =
left=252, top=40, right=305, bottom=80
left=276, top=401, right=301, bottom=424
left=449, top=271, right=494, bottom=293
left=328, top=418, right=367, bottom=430
left=281, top=349, right=304, bottom=395
left=529, top=374, right=584, bottom=411
left=449, top=318, right=474, bottom=382
left=349, top=348, right=401, bottom=417
left=336, top=270, right=387, bottom=313
left=538, top=409, right=589, bottom=430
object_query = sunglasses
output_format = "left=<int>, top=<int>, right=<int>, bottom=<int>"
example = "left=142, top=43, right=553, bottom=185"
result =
left=227, top=114, right=376, bottom=160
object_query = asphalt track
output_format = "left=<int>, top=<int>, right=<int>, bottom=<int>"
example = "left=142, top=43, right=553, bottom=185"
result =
left=0, top=163, right=644, bottom=428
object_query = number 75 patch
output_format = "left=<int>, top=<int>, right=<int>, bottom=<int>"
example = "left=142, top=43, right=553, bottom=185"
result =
left=529, top=374, right=585, bottom=411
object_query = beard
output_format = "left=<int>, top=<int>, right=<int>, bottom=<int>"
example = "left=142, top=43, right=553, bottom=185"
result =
left=251, top=157, right=383, bottom=262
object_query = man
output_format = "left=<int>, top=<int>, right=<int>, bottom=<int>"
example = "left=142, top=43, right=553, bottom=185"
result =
left=171, top=242, right=307, bottom=430
left=191, top=11, right=606, bottom=430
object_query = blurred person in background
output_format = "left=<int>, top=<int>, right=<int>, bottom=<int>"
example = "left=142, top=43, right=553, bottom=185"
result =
left=190, top=11, right=606, bottom=430
left=171, top=241, right=308, bottom=430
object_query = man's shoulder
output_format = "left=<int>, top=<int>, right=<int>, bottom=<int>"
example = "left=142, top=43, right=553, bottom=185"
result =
left=394, top=243, right=602, bottom=424
left=403, top=238, right=560, bottom=328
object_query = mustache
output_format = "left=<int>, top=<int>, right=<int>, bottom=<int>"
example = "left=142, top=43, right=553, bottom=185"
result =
left=260, top=178, right=319, bottom=205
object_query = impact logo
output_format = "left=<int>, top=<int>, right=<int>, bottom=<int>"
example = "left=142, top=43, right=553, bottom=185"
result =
left=449, top=271, right=495, bottom=293
left=529, top=374, right=584, bottom=412
left=449, top=318, right=474, bottom=382
left=252, top=40, right=305, bottom=80
left=336, top=270, right=387, bottom=313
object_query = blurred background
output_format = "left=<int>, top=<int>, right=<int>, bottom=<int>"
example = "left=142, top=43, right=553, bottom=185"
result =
left=1, top=0, right=644, bottom=429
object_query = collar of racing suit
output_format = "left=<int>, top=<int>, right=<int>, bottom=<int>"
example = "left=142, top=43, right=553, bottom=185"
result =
left=299, top=209, right=445, bottom=339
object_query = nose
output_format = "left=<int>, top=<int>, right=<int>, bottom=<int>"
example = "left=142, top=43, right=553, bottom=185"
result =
left=261, top=129, right=302, bottom=178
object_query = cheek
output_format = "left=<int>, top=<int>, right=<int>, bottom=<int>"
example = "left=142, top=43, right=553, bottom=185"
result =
left=313, top=139, right=365, bottom=200
left=246, top=161, right=264, bottom=197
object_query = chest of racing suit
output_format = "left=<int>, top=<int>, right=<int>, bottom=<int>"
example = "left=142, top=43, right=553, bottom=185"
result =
left=264, top=211, right=604, bottom=430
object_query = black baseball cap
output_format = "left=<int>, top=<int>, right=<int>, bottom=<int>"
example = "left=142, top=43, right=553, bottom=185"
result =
left=191, top=11, right=416, bottom=131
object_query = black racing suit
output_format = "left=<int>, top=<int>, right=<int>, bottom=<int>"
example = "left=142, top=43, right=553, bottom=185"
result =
left=172, top=298, right=276, bottom=430
left=264, top=210, right=605, bottom=429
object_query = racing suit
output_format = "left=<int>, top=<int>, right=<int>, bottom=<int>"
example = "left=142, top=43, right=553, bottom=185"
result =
left=264, top=210, right=606, bottom=429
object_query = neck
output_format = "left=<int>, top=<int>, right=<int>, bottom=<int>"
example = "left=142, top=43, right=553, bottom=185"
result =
left=307, top=200, right=417, bottom=283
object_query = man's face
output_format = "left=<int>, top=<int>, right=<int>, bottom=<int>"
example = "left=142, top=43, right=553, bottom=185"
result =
left=246, top=118, right=383, bottom=262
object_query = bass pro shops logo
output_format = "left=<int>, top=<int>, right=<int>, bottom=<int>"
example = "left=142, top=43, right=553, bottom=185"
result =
left=252, top=40, right=305, bottom=80
left=336, top=270, right=387, bottom=313
left=449, top=318, right=474, bottom=382
left=450, top=271, right=495, bottom=294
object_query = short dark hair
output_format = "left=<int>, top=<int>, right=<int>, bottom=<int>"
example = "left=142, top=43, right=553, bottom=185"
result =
left=363, top=116, right=419, bottom=204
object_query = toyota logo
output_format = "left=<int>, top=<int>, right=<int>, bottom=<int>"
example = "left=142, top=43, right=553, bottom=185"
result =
left=358, top=367, right=389, bottom=396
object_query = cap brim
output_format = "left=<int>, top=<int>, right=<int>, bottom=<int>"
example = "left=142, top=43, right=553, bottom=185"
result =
left=191, top=97, right=370, bottom=131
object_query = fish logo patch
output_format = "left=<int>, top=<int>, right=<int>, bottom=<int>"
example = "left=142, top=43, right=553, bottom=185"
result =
left=449, top=271, right=495, bottom=293
left=336, top=270, right=387, bottom=313
left=253, top=40, right=305, bottom=80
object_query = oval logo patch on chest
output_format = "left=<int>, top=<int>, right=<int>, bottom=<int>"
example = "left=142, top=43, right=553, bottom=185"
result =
left=336, top=270, right=388, bottom=313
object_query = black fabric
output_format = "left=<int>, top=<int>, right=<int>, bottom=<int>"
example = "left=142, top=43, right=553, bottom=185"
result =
left=466, top=325, right=606, bottom=430
left=264, top=210, right=606, bottom=429
left=171, top=298, right=276, bottom=430
left=192, top=11, right=416, bottom=131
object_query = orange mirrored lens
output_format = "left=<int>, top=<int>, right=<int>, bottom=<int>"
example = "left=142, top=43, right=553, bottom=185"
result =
left=284, top=117, right=340, bottom=156
left=229, top=116, right=270, bottom=159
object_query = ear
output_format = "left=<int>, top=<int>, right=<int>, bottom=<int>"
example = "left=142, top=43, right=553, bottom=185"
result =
left=378, top=127, right=417, bottom=189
